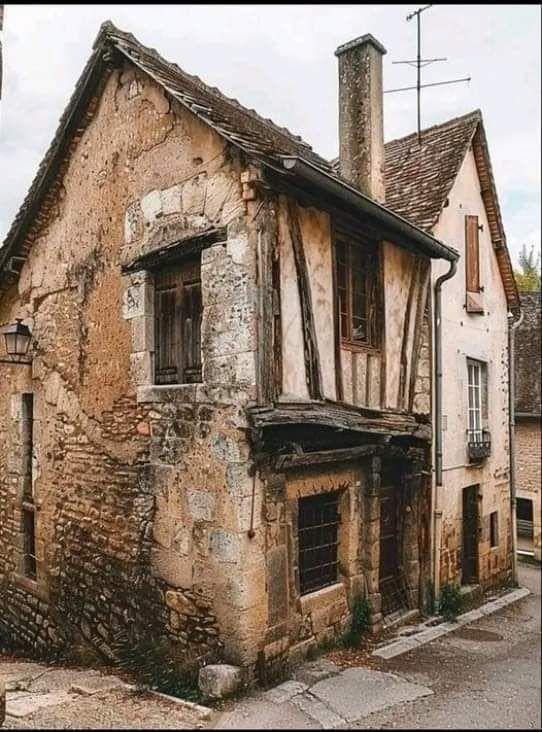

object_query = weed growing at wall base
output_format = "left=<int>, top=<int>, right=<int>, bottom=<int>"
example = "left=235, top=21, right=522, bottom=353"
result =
left=439, top=583, right=463, bottom=621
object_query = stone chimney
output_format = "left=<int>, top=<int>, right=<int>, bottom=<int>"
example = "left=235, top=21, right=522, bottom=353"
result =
left=335, top=34, right=387, bottom=202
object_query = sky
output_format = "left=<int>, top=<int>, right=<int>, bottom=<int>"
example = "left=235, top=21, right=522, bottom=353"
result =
left=0, top=4, right=540, bottom=267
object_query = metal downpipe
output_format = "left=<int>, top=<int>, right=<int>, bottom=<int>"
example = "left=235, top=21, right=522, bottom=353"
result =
left=432, top=258, right=458, bottom=601
left=508, top=307, right=524, bottom=585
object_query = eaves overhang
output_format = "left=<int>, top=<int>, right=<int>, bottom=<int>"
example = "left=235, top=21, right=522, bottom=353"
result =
left=276, top=156, right=460, bottom=262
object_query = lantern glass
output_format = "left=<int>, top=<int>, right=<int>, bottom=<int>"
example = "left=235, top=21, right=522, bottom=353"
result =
left=3, top=319, right=32, bottom=358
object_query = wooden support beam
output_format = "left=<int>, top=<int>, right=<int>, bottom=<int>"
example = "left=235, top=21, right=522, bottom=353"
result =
left=249, top=400, right=431, bottom=441
left=273, top=442, right=409, bottom=470
left=286, top=198, right=323, bottom=400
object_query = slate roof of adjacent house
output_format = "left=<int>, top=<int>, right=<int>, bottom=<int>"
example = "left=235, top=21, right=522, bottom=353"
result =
left=515, top=291, right=542, bottom=416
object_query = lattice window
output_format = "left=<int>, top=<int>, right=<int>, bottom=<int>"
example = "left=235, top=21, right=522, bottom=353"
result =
left=154, top=258, right=202, bottom=385
left=335, top=224, right=380, bottom=349
left=298, top=492, right=340, bottom=595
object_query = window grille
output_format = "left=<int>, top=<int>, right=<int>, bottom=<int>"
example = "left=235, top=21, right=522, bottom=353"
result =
left=298, top=492, right=340, bottom=595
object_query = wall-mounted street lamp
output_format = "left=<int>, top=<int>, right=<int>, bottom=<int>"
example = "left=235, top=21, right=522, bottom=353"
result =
left=0, top=319, right=33, bottom=365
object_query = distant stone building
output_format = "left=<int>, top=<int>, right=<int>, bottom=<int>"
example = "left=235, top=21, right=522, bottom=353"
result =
left=514, top=291, right=541, bottom=561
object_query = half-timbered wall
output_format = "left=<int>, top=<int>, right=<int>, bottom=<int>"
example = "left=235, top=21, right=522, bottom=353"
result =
left=277, top=196, right=431, bottom=415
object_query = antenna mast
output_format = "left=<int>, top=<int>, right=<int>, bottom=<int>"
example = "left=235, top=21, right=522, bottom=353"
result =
left=385, top=4, right=471, bottom=145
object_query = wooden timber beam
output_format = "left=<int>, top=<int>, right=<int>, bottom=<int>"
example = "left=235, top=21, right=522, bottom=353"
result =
left=273, top=442, right=410, bottom=470
left=286, top=199, right=323, bottom=400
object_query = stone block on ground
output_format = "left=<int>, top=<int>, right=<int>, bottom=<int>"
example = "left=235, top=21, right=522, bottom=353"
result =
left=198, top=664, right=242, bottom=700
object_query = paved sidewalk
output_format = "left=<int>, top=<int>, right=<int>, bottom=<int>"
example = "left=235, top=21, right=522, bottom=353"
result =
left=214, top=565, right=540, bottom=729
left=213, top=659, right=433, bottom=729
left=0, top=659, right=212, bottom=729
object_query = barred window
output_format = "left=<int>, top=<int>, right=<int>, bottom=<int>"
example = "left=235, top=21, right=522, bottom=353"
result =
left=335, top=225, right=380, bottom=349
left=298, top=492, right=340, bottom=595
left=154, top=258, right=202, bottom=385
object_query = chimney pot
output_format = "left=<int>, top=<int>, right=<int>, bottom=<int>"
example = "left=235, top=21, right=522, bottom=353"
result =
left=336, top=33, right=386, bottom=202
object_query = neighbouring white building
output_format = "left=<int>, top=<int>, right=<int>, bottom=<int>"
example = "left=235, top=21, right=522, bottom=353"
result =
left=384, top=110, right=521, bottom=598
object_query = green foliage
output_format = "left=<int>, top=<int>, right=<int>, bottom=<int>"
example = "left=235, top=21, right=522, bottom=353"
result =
left=425, top=580, right=437, bottom=616
left=439, top=583, right=463, bottom=621
left=514, top=244, right=541, bottom=292
left=343, top=596, right=371, bottom=647
left=112, top=625, right=201, bottom=701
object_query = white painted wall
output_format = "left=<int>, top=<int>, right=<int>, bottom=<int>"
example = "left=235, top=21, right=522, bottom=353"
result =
left=432, top=146, right=512, bottom=587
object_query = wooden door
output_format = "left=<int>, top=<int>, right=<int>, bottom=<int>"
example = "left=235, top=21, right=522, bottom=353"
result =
left=379, top=484, right=406, bottom=615
left=462, top=485, right=480, bottom=584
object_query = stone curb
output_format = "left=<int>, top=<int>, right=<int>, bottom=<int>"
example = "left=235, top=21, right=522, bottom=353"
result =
left=373, top=586, right=531, bottom=659
left=144, top=689, right=213, bottom=721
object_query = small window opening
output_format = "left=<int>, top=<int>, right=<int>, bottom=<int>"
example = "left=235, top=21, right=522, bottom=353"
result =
left=490, top=511, right=499, bottom=548
left=298, top=492, right=340, bottom=595
left=154, top=258, right=202, bottom=385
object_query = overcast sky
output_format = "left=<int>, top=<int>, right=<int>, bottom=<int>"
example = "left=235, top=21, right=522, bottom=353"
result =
left=1, top=4, right=540, bottom=266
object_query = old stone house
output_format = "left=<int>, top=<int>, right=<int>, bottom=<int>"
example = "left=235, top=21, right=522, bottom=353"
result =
left=514, top=291, right=541, bottom=561
left=383, top=112, right=521, bottom=596
left=0, top=22, right=512, bottom=683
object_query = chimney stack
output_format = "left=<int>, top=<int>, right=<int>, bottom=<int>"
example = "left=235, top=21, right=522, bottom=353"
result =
left=335, top=34, right=387, bottom=202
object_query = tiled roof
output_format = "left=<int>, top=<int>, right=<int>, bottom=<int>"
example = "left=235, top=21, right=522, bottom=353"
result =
left=0, top=21, right=335, bottom=291
left=331, top=110, right=520, bottom=311
left=382, top=111, right=519, bottom=311
left=383, top=110, right=481, bottom=231
left=103, top=23, right=334, bottom=173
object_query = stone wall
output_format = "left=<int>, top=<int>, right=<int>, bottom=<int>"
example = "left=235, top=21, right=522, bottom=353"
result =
left=0, top=61, right=260, bottom=673
left=515, top=418, right=542, bottom=561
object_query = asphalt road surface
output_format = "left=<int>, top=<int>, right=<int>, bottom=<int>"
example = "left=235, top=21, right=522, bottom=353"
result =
left=352, top=560, right=541, bottom=729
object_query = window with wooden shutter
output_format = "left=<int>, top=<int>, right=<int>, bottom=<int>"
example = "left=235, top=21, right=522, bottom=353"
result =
left=465, top=215, right=480, bottom=293
left=465, top=215, right=485, bottom=313
left=154, top=258, right=202, bottom=385
left=334, top=223, right=380, bottom=350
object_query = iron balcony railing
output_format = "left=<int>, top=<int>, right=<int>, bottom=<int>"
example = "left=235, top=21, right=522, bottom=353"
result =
left=467, top=429, right=491, bottom=462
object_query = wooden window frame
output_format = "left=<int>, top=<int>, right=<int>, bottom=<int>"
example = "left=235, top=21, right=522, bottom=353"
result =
left=467, top=358, right=488, bottom=440
left=467, top=359, right=483, bottom=441
left=334, top=223, right=381, bottom=352
left=154, top=257, right=202, bottom=386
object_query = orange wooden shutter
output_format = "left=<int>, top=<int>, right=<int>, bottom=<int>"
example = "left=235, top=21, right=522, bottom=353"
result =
left=465, top=215, right=480, bottom=292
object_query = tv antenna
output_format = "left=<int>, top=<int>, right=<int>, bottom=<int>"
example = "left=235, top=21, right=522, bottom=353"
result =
left=385, top=4, right=471, bottom=145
